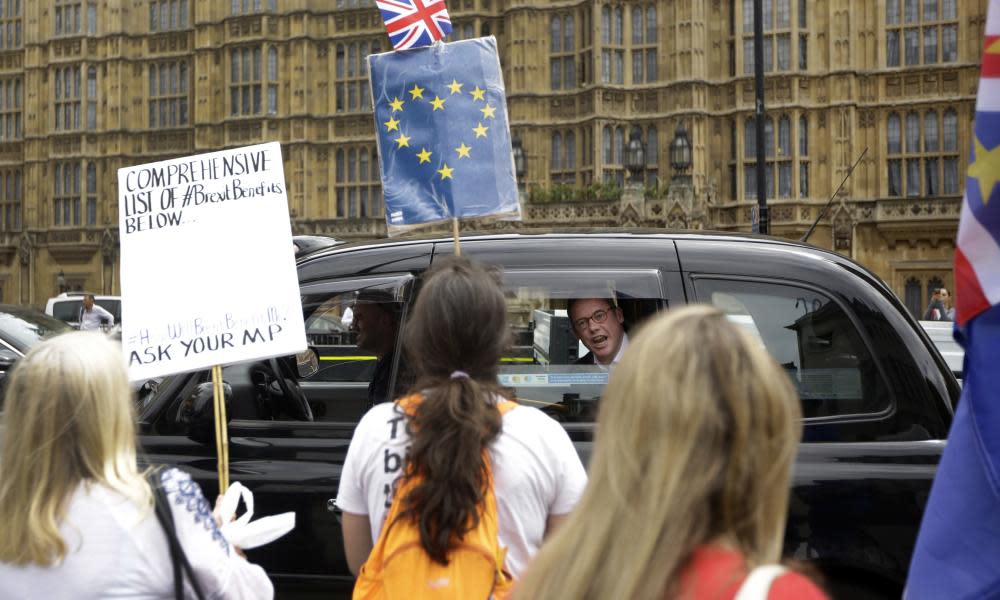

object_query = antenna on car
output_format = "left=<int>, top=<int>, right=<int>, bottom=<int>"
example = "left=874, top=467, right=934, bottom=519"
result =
left=800, top=147, right=868, bottom=244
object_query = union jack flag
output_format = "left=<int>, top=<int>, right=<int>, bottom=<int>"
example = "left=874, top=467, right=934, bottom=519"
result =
left=376, top=0, right=452, bottom=51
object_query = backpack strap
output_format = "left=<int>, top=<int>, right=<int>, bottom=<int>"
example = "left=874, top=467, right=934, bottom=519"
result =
left=734, top=565, right=787, bottom=600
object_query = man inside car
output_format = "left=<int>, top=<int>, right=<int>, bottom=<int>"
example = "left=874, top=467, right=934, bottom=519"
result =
left=568, top=297, right=629, bottom=367
left=350, top=292, right=413, bottom=407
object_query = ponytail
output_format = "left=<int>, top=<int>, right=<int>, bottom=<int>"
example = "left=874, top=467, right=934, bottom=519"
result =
left=398, top=376, right=503, bottom=564
left=397, top=257, right=511, bottom=565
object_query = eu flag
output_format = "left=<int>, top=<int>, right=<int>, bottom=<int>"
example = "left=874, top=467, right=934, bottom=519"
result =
left=368, top=37, right=521, bottom=231
left=905, top=3, right=1000, bottom=598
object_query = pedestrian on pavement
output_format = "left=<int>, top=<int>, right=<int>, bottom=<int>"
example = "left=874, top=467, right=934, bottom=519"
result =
left=337, top=257, right=587, bottom=584
left=0, top=332, right=273, bottom=600
left=78, top=294, right=115, bottom=331
left=939, top=287, right=955, bottom=321
left=513, top=305, right=828, bottom=600
left=924, top=288, right=947, bottom=321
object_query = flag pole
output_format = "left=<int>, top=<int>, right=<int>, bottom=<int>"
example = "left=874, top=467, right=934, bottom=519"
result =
left=452, top=217, right=461, bottom=256
left=211, top=364, right=229, bottom=492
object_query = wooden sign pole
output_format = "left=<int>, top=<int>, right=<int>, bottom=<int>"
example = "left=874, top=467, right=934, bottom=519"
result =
left=211, top=364, right=229, bottom=491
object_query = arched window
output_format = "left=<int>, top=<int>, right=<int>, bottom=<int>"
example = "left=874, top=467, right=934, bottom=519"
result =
left=799, top=115, right=808, bottom=155
left=646, top=5, right=657, bottom=43
left=744, top=118, right=756, bottom=158
left=924, top=111, right=939, bottom=151
left=564, top=15, right=574, bottom=51
left=601, top=6, right=610, bottom=44
left=887, top=113, right=901, bottom=154
left=778, top=115, right=791, bottom=157
left=943, top=109, right=957, bottom=151
left=566, top=131, right=576, bottom=169
left=551, top=16, right=561, bottom=53
left=631, top=6, right=642, bottom=44
left=603, top=125, right=612, bottom=164
left=904, top=277, right=922, bottom=318
left=646, top=126, right=657, bottom=166
left=179, top=62, right=188, bottom=93
left=614, top=126, right=624, bottom=164
left=764, top=117, right=774, bottom=157
left=551, top=132, right=563, bottom=172
left=336, top=149, right=345, bottom=183
left=613, top=7, right=623, bottom=44
left=905, top=112, right=920, bottom=153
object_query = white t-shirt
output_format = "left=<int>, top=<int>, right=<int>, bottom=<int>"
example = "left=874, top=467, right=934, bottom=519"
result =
left=336, top=399, right=588, bottom=578
left=0, top=468, right=273, bottom=600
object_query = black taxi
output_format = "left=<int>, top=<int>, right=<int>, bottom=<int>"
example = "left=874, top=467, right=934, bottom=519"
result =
left=135, top=231, right=958, bottom=599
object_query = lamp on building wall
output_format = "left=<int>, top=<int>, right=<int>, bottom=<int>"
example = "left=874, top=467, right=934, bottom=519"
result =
left=57, top=270, right=66, bottom=294
left=512, top=136, right=526, bottom=183
left=626, top=127, right=646, bottom=183
left=669, top=122, right=692, bottom=182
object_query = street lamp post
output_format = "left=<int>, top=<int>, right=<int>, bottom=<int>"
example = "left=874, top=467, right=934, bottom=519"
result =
left=669, top=122, right=692, bottom=184
left=625, top=127, right=645, bottom=184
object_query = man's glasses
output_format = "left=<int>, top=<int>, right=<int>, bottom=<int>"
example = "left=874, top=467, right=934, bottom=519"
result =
left=573, top=307, right=613, bottom=331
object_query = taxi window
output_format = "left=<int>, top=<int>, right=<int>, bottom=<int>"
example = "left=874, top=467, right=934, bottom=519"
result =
left=500, top=269, right=663, bottom=424
left=693, top=277, right=890, bottom=418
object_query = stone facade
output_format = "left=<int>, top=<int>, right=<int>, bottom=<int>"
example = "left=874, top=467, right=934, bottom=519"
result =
left=0, top=0, right=986, bottom=317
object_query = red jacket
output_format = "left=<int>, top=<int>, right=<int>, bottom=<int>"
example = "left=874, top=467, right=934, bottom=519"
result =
left=675, top=545, right=828, bottom=600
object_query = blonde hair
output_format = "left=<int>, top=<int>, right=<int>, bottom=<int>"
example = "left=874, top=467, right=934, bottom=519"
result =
left=0, top=332, right=151, bottom=566
left=514, top=305, right=802, bottom=600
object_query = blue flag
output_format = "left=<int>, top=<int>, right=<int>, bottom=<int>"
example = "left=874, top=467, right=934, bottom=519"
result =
left=368, top=37, right=520, bottom=231
left=906, top=5, right=1000, bottom=598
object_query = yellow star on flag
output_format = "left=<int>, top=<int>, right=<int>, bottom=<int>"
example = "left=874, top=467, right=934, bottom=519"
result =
left=455, top=142, right=472, bottom=158
left=447, top=79, right=463, bottom=94
left=416, top=148, right=433, bottom=164
left=384, top=117, right=400, bottom=132
left=470, top=86, right=486, bottom=101
left=988, top=38, right=1000, bottom=54
left=395, top=133, right=411, bottom=148
left=409, top=84, right=425, bottom=100
left=437, top=164, right=454, bottom=180
left=970, top=136, right=1000, bottom=205
left=389, top=97, right=405, bottom=112
left=473, top=122, right=489, bottom=138
left=430, top=96, right=446, bottom=111
left=479, top=104, right=497, bottom=119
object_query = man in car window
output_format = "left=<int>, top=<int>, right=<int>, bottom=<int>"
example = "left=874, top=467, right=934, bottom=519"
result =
left=568, top=297, right=629, bottom=367
left=79, top=294, right=115, bottom=331
left=350, top=294, right=413, bottom=406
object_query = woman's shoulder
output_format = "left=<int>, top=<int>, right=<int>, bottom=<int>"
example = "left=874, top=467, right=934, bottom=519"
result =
left=678, top=546, right=829, bottom=600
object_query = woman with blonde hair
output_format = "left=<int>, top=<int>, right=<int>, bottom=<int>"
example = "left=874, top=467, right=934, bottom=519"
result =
left=514, top=306, right=827, bottom=600
left=0, top=332, right=273, bottom=599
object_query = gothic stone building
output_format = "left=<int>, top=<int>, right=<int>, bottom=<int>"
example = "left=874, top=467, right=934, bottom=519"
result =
left=0, top=0, right=987, bottom=317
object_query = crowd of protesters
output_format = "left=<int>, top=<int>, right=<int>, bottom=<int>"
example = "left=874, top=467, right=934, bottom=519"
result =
left=0, top=257, right=827, bottom=599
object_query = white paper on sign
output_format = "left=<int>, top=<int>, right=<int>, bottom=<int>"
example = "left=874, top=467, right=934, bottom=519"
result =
left=218, top=482, right=296, bottom=550
left=117, top=142, right=307, bottom=381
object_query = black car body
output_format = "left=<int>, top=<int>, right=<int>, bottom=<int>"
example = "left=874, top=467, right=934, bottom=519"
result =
left=133, top=232, right=958, bottom=599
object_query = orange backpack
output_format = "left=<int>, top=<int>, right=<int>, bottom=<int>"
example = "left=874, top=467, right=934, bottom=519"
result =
left=352, top=394, right=517, bottom=600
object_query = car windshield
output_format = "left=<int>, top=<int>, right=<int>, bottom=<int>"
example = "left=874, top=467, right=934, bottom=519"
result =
left=0, top=309, right=73, bottom=352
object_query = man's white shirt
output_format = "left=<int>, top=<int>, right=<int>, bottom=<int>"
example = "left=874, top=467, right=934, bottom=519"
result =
left=79, top=304, right=114, bottom=330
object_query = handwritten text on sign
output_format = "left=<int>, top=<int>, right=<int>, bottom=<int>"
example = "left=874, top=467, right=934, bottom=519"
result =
left=118, top=142, right=307, bottom=381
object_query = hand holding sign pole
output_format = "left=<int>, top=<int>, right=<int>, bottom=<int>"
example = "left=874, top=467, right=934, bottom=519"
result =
left=118, top=142, right=306, bottom=493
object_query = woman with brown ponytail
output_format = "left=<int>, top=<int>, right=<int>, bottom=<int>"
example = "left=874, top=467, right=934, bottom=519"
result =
left=336, top=257, right=588, bottom=586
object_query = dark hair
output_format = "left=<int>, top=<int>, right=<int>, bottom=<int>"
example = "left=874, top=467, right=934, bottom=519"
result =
left=397, top=256, right=511, bottom=565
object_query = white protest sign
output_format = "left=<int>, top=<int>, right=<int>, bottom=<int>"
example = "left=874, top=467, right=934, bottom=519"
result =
left=118, top=142, right=306, bottom=381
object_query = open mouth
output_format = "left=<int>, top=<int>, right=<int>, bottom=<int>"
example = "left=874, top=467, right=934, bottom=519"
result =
left=591, top=334, right=608, bottom=345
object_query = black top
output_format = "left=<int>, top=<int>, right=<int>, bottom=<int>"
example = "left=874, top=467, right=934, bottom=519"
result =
left=367, top=350, right=414, bottom=407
